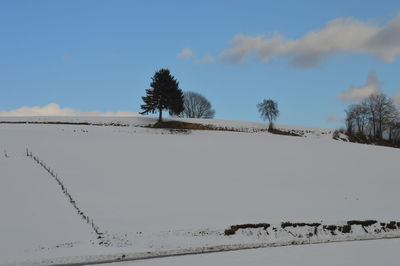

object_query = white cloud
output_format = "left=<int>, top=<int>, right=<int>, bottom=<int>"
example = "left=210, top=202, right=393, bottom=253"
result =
left=195, top=55, right=216, bottom=64
left=221, top=15, right=400, bottom=67
left=327, top=114, right=342, bottom=123
left=0, top=103, right=140, bottom=117
left=338, top=72, right=381, bottom=101
left=177, top=48, right=193, bottom=59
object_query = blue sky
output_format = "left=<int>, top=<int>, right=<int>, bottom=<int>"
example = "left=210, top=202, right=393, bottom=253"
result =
left=1, top=0, right=400, bottom=127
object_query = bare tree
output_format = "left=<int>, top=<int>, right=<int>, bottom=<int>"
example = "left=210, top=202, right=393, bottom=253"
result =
left=345, top=104, right=369, bottom=134
left=386, top=108, right=400, bottom=142
left=354, top=103, right=369, bottom=133
left=363, top=94, right=379, bottom=138
left=179, top=91, right=215, bottom=119
left=362, top=93, right=397, bottom=138
left=377, top=96, right=397, bottom=138
left=388, top=118, right=400, bottom=142
left=345, top=107, right=355, bottom=134
left=344, top=92, right=399, bottom=142
left=257, top=99, right=279, bottom=131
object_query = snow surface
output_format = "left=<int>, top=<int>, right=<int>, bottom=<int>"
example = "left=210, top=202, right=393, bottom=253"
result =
left=103, top=238, right=400, bottom=266
left=0, top=116, right=399, bottom=264
left=0, top=156, right=94, bottom=263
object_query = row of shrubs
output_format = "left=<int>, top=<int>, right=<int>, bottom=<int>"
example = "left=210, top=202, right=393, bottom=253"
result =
left=148, top=120, right=304, bottom=137
left=333, top=129, right=400, bottom=149
left=224, top=220, right=399, bottom=236
left=224, top=223, right=271, bottom=235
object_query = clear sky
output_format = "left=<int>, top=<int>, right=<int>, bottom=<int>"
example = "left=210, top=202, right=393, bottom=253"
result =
left=1, top=0, right=400, bottom=128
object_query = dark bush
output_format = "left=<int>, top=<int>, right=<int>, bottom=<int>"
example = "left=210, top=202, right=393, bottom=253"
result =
left=324, top=225, right=338, bottom=235
left=332, top=130, right=340, bottom=140
left=386, top=221, right=397, bottom=230
left=269, top=128, right=303, bottom=137
left=281, top=222, right=321, bottom=229
left=324, top=225, right=337, bottom=231
left=151, top=121, right=213, bottom=130
left=347, top=220, right=377, bottom=227
left=339, top=225, right=351, bottom=233
left=342, top=131, right=400, bottom=149
left=149, top=121, right=244, bottom=132
left=224, top=223, right=271, bottom=236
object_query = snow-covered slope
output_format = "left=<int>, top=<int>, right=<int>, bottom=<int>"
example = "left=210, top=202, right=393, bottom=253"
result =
left=0, top=157, right=94, bottom=263
left=103, top=238, right=400, bottom=266
left=0, top=116, right=399, bottom=265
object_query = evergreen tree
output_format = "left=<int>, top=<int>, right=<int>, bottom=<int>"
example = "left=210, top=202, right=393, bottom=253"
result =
left=140, top=69, right=184, bottom=122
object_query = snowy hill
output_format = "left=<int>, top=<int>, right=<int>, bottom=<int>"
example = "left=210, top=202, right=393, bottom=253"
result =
left=0, top=116, right=399, bottom=265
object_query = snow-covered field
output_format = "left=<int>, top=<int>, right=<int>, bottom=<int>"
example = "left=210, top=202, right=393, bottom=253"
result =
left=104, top=238, right=400, bottom=266
left=0, top=156, right=93, bottom=263
left=1, top=116, right=399, bottom=265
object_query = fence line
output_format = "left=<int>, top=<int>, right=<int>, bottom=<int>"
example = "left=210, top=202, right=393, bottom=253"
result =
left=26, top=147, right=109, bottom=246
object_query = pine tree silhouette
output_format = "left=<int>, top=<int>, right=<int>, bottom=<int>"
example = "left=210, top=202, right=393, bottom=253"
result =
left=141, top=69, right=184, bottom=122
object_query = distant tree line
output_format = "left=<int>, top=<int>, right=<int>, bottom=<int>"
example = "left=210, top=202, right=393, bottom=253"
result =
left=140, top=69, right=280, bottom=130
left=344, top=92, right=400, bottom=144
left=139, top=69, right=400, bottom=146
left=140, top=69, right=215, bottom=122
